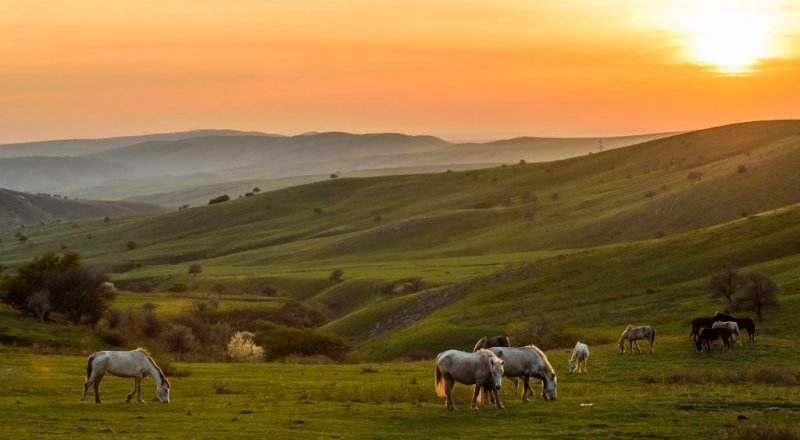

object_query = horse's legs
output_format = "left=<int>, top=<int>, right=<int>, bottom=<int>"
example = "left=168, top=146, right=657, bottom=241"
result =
left=126, top=377, right=143, bottom=403
left=492, top=387, right=504, bottom=410
left=92, top=373, right=105, bottom=404
left=444, top=377, right=456, bottom=411
left=649, top=336, right=655, bottom=354
left=632, top=340, right=641, bottom=354
left=470, top=385, right=481, bottom=411
left=522, top=376, right=532, bottom=403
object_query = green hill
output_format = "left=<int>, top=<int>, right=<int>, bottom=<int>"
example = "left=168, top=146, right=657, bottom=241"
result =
left=0, top=120, right=798, bottom=360
left=0, top=188, right=165, bottom=231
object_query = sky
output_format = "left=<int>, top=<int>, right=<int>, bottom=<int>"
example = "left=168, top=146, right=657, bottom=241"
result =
left=2, top=0, right=800, bottom=143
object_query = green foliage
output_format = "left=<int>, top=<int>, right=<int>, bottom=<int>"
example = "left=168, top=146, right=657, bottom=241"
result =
left=734, top=272, right=780, bottom=320
left=208, top=194, right=230, bottom=205
left=1, top=251, right=82, bottom=313
left=254, top=321, right=349, bottom=360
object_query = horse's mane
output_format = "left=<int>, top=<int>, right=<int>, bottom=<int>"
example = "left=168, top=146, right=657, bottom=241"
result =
left=137, top=347, right=170, bottom=388
left=618, top=325, right=633, bottom=343
left=524, top=345, right=555, bottom=376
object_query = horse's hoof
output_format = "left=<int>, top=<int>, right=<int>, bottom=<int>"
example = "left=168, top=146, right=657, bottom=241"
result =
left=497, top=405, right=505, bottom=410
left=471, top=407, right=479, bottom=411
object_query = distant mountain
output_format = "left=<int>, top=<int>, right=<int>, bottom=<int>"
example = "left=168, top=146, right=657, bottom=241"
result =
left=0, top=156, right=137, bottom=194
left=0, top=130, right=676, bottom=205
left=0, top=129, right=278, bottom=158
left=0, top=188, right=165, bottom=231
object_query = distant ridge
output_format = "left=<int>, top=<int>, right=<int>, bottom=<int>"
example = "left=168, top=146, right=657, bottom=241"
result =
left=0, top=188, right=164, bottom=231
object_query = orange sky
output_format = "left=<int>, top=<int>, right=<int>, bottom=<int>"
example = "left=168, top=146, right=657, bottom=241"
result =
left=2, top=0, right=800, bottom=143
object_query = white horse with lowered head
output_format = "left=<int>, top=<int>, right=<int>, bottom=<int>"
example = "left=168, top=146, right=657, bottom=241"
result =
left=712, top=321, right=742, bottom=347
left=435, top=349, right=505, bottom=411
left=568, top=342, right=589, bottom=374
left=489, top=345, right=557, bottom=402
left=81, top=348, right=170, bottom=404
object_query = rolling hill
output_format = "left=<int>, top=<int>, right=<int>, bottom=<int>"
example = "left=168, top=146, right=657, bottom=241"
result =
left=0, top=189, right=165, bottom=231
left=0, top=120, right=798, bottom=360
left=0, top=130, right=672, bottom=206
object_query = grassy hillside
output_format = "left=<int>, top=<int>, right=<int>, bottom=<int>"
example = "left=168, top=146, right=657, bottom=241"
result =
left=0, top=189, right=165, bottom=232
left=0, top=121, right=798, bottom=360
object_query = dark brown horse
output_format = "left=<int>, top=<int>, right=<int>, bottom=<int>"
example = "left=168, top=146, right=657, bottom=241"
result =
left=472, top=336, right=511, bottom=352
left=696, top=327, right=732, bottom=353
left=689, top=317, right=717, bottom=342
left=715, top=311, right=756, bottom=342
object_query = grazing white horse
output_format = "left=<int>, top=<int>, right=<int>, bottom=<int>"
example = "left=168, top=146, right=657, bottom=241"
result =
left=712, top=321, right=742, bottom=347
left=618, top=325, right=656, bottom=354
left=81, top=348, right=171, bottom=404
left=435, top=349, right=505, bottom=411
left=489, top=345, right=557, bottom=402
left=568, top=342, right=590, bottom=374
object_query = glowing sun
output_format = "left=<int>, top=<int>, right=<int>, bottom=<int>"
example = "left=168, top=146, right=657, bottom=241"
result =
left=683, top=2, right=774, bottom=74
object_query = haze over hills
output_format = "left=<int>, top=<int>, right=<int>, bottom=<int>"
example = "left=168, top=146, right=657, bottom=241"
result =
left=0, top=129, right=276, bottom=159
left=0, top=188, right=164, bottom=231
left=0, top=130, right=672, bottom=205
left=1, top=120, right=798, bottom=359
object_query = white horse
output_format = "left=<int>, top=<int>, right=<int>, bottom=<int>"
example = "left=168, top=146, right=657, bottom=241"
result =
left=81, top=348, right=171, bottom=404
left=712, top=321, right=742, bottom=347
left=618, top=325, right=656, bottom=354
left=435, top=349, right=505, bottom=411
left=489, top=345, right=557, bottom=402
left=568, top=342, right=590, bottom=374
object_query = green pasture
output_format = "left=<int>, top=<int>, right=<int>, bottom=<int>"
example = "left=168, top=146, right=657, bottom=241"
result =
left=1, top=335, right=799, bottom=439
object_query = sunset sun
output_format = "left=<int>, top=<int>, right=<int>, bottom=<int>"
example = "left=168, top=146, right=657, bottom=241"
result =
left=682, top=2, right=774, bottom=73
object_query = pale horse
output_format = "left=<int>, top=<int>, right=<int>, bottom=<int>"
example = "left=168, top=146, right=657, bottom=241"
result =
left=568, top=342, right=590, bottom=374
left=489, top=345, right=557, bottom=402
left=435, top=349, right=505, bottom=411
left=712, top=321, right=742, bottom=347
left=81, top=348, right=171, bottom=404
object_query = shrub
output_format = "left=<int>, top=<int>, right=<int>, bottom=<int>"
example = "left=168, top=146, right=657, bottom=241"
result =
left=261, top=285, right=278, bottom=296
left=211, top=283, right=226, bottom=295
left=380, top=282, right=395, bottom=295
left=208, top=195, right=230, bottom=205
left=737, top=164, right=748, bottom=173
left=161, top=324, right=197, bottom=360
left=227, top=331, right=264, bottom=362
left=329, top=268, right=344, bottom=282
left=207, top=294, right=220, bottom=310
left=254, top=321, right=349, bottom=361
left=168, top=283, right=189, bottom=293
left=126, top=241, right=137, bottom=250
left=26, top=290, right=51, bottom=323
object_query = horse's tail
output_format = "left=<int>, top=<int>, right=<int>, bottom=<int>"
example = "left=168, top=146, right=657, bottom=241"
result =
left=695, top=336, right=703, bottom=352
left=85, top=354, right=96, bottom=380
left=435, top=365, right=445, bottom=398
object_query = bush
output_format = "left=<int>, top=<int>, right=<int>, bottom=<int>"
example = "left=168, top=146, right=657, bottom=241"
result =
left=211, top=283, right=226, bottom=295
left=161, top=324, right=197, bottom=360
left=261, top=285, right=278, bottom=296
left=329, top=268, right=344, bottom=282
left=254, top=321, right=349, bottom=361
left=168, top=283, right=189, bottom=293
left=208, top=195, right=230, bottom=205
left=125, top=281, right=153, bottom=293
left=227, top=331, right=264, bottom=362
left=188, top=264, right=202, bottom=277
left=126, top=241, right=137, bottom=250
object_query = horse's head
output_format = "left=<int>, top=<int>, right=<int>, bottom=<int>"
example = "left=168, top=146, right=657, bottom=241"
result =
left=567, top=358, right=577, bottom=374
left=618, top=340, right=625, bottom=354
left=542, top=372, right=557, bottom=400
left=490, top=355, right=504, bottom=391
left=157, top=381, right=170, bottom=403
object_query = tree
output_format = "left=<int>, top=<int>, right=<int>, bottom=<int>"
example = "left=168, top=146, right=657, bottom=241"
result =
left=329, top=268, right=344, bottom=282
left=252, top=187, right=261, bottom=194
left=126, top=241, right=137, bottom=250
left=734, top=272, right=779, bottom=321
left=0, top=251, right=82, bottom=316
left=709, top=265, right=744, bottom=304
left=211, top=283, right=226, bottom=295
left=208, top=194, right=230, bottom=205
left=44, top=267, right=115, bottom=324
left=161, top=324, right=197, bottom=361
left=313, top=207, right=322, bottom=215
left=188, top=263, right=202, bottom=277
left=227, top=331, right=264, bottom=362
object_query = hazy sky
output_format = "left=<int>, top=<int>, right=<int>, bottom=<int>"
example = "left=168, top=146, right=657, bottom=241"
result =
left=2, top=0, right=800, bottom=143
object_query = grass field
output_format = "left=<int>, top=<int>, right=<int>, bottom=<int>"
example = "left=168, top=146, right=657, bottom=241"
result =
left=1, top=335, right=799, bottom=439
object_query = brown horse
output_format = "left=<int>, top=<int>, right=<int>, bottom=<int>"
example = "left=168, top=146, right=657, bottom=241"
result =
left=696, top=327, right=732, bottom=353
left=472, top=336, right=511, bottom=352
left=689, top=317, right=717, bottom=342
left=715, top=311, right=756, bottom=342
left=618, top=325, right=656, bottom=354
left=435, top=349, right=505, bottom=411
